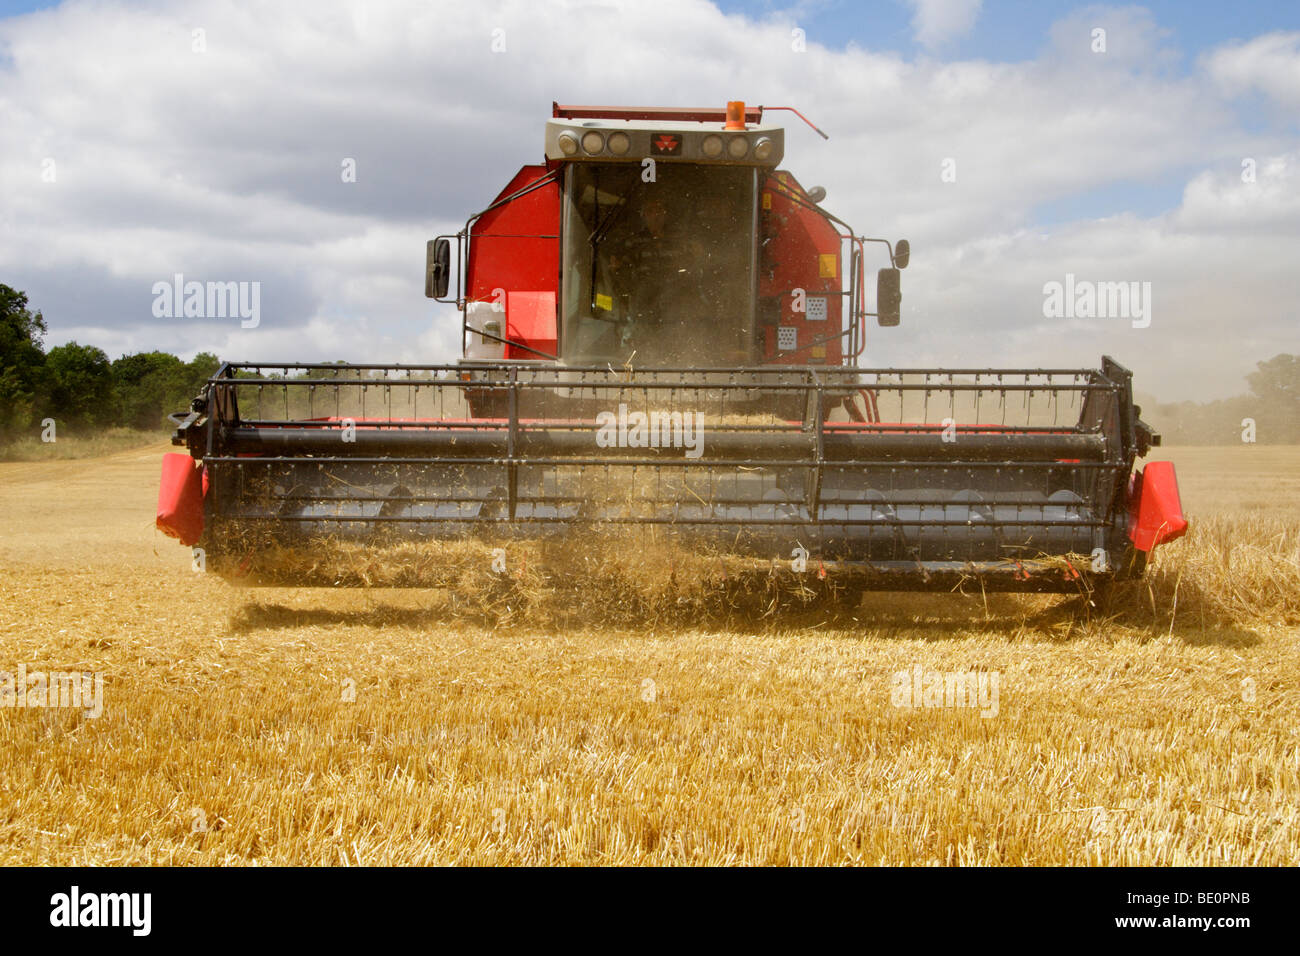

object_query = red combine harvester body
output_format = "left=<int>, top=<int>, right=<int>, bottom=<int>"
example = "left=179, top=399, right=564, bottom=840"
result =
left=160, top=101, right=1187, bottom=591
left=461, top=166, right=845, bottom=368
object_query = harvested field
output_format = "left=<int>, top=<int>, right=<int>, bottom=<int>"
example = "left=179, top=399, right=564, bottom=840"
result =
left=0, top=427, right=164, bottom=462
left=0, top=443, right=1297, bottom=865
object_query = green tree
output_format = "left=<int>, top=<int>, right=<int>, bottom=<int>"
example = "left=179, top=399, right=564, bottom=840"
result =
left=163, top=352, right=222, bottom=422
left=108, top=350, right=222, bottom=429
left=1246, top=354, right=1300, bottom=442
left=45, top=341, right=114, bottom=430
left=0, top=284, right=49, bottom=437
left=185, top=352, right=222, bottom=389
left=169, top=352, right=222, bottom=418
left=1247, top=354, right=1299, bottom=406
left=112, top=350, right=185, bottom=429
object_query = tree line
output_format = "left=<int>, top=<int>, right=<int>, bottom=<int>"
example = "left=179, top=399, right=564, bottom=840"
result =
left=1138, top=353, right=1299, bottom=445
left=2, top=282, right=1297, bottom=445
left=0, top=283, right=220, bottom=442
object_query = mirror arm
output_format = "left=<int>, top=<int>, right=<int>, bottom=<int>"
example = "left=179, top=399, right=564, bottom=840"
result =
left=859, top=236, right=899, bottom=265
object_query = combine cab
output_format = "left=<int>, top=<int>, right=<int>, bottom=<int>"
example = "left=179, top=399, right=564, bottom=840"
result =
left=160, top=101, right=1187, bottom=592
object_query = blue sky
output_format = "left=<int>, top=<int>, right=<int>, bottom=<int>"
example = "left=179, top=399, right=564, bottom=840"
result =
left=4, top=2, right=1296, bottom=228
left=726, top=0, right=1300, bottom=222
left=4, top=0, right=1297, bottom=76
left=5, top=0, right=1282, bottom=228
left=6, top=0, right=1298, bottom=50
left=714, top=0, right=1300, bottom=61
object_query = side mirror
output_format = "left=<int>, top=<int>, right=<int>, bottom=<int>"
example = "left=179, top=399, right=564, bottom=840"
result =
left=893, top=239, right=910, bottom=270
left=805, top=185, right=827, bottom=204
left=877, top=268, right=901, bottom=326
left=425, top=238, right=450, bottom=299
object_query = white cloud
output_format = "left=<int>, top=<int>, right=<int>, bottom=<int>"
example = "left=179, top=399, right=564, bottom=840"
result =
left=1045, top=4, right=1176, bottom=69
left=1174, top=154, right=1298, bottom=234
left=906, top=0, right=983, bottom=51
left=1205, top=30, right=1300, bottom=107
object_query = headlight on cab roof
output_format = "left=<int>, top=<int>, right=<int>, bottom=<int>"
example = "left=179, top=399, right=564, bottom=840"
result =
left=607, top=131, right=631, bottom=155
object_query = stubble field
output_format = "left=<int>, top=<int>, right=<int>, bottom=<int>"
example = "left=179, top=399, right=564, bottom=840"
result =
left=0, top=443, right=1296, bottom=865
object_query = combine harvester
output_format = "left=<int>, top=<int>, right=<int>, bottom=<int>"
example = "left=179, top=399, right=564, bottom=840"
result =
left=158, top=101, right=1187, bottom=595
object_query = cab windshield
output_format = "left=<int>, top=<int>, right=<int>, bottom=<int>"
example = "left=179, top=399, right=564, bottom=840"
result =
left=560, top=162, right=756, bottom=366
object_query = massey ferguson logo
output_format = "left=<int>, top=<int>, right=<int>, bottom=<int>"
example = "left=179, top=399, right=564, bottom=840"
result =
left=651, top=133, right=682, bottom=156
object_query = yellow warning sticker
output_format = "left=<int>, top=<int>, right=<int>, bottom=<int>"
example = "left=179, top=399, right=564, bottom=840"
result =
left=594, top=292, right=613, bottom=311
left=762, top=192, right=772, bottom=210
left=818, top=254, right=837, bottom=278
left=811, top=345, right=826, bottom=359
